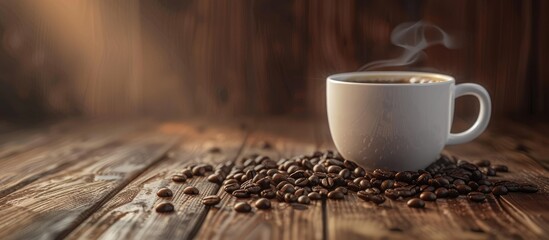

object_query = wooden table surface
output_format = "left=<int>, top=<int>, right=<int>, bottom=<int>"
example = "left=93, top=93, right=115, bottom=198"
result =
left=0, top=117, right=547, bottom=240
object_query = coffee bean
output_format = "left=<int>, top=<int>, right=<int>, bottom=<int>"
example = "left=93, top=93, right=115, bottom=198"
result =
left=192, top=166, right=206, bottom=176
left=395, top=171, right=413, bottom=182
left=343, top=160, right=358, bottom=170
left=339, top=169, right=351, bottom=179
left=308, top=192, right=322, bottom=200
left=477, top=179, right=492, bottom=186
left=346, top=182, right=360, bottom=192
left=255, top=198, right=272, bottom=209
left=321, top=178, right=335, bottom=189
left=419, top=191, right=436, bottom=201
left=492, top=164, right=508, bottom=172
left=313, top=164, right=327, bottom=173
left=353, top=167, right=366, bottom=177
left=224, top=183, right=240, bottom=193
left=327, top=165, right=342, bottom=174
left=435, top=187, right=449, bottom=198
left=202, top=195, right=221, bottom=206
left=335, top=186, right=348, bottom=195
left=232, top=189, right=250, bottom=198
left=356, top=191, right=371, bottom=201
left=207, top=174, right=223, bottom=184
left=183, top=186, right=199, bottom=195
left=373, top=169, right=394, bottom=180
left=260, top=189, right=276, bottom=199
left=365, top=188, right=381, bottom=195
left=370, top=195, right=386, bottom=204
left=436, top=178, right=450, bottom=188
left=208, top=147, right=221, bottom=153
left=234, top=202, right=252, bottom=213
left=453, top=179, right=466, bottom=185
left=327, top=190, right=344, bottom=199
left=380, top=180, right=395, bottom=191
left=155, top=202, right=175, bottom=213
left=281, top=184, right=295, bottom=194
left=485, top=167, right=496, bottom=176
left=417, top=173, right=432, bottom=184
left=284, top=193, right=297, bottom=203
left=172, top=174, right=187, bottom=183
left=359, top=179, right=371, bottom=190
left=181, top=168, right=193, bottom=178
left=407, top=198, right=425, bottom=208
left=468, top=181, right=479, bottom=190
left=294, top=188, right=305, bottom=197
left=475, top=159, right=491, bottom=167
left=492, top=185, right=508, bottom=196
left=244, top=184, right=262, bottom=194
left=384, top=189, right=399, bottom=200
left=447, top=189, right=459, bottom=198
left=467, top=192, right=486, bottom=202
left=272, top=173, right=287, bottom=184
left=156, top=187, right=173, bottom=198
left=298, top=195, right=311, bottom=204
left=456, top=184, right=472, bottom=194
left=519, top=184, right=539, bottom=193
left=290, top=170, right=306, bottom=179
left=420, top=185, right=435, bottom=192
left=295, top=178, right=309, bottom=187
left=477, top=185, right=491, bottom=193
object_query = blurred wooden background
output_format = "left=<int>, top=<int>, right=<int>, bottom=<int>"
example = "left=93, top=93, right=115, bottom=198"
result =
left=0, top=0, right=547, bottom=121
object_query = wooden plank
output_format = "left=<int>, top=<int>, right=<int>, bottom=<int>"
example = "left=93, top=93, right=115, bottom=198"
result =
left=0, top=120, right=148, bottom=199
left=195, top=117, right=322, bottom=240
left=0, top=124, right=179, bottom=240
left=66, top=120, right=248, bottom=239
left=318, top=119, right=546, bottom=239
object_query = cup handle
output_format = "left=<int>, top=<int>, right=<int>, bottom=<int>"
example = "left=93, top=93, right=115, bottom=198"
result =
left=446, top=83, right=491, bottom=145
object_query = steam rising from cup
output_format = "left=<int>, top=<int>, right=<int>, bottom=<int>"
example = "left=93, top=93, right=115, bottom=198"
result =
left=358, top=21, right=455, bottom=71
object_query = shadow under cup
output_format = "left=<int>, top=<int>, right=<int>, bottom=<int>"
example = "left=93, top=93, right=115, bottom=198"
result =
left=326, top=71, right=457, bottom=171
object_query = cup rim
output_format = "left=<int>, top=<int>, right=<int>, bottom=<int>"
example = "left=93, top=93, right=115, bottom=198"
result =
left=327, top=71, right=455, bottom=86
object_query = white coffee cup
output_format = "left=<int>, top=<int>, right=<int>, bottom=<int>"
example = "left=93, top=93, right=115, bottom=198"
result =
left=327, top=71, right=491, bottom=170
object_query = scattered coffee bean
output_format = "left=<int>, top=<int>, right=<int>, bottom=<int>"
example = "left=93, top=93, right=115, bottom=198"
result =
left=192, top=166, right=206, bottom=176
left=370, top=195, right=386, bottom=204
left=477, top=185, right=492, bottom=194
left=202, top=195, right=221, bottom=206
left=327, top=190, right=344, bottom=200
left=188, top=151, right=538, bottom=213
left=183, top=186, right=199, bottom=195
left=207, top=174, right=224, bottom=184
left=435, top=187, right=449, bottom=198
left=155, top=202, right=175, bottom=213
left=419, top=191, right=436, bottom=201
left=284, top=193, right=297, bottom=203
left=156, top=187, right=173, bottom=198
left=492, top=185, right=509, bottom=196
left=475, top=159, right=491, bottom=167
left=181, top=168, right=193, bottom=178
left=234, top=202, right=252, bottom=213
left=172, top=174, right=187, bottom=183
left=255, top=198, right=272, bottom=209
left=520, top=184, right=539, bottom=193
left=407, top=198, right=425, bottom=208
left=492, top=164, right=508, bottom=172
left=298, top=195, right=311, bottom=204
left=208, top=147, right=221, bottom=153
left=467, top=192, right=486, bottom=202
left=308, top=192, right=322, bottom=200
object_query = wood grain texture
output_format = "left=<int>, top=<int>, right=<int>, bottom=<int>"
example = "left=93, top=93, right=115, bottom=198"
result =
left=318, top=119, right=548, bottom=240
left=0, top=125, right=179, bottom=240
left=195, top=118, right=322, bottom=240
left=0, top=120, right=148, bottom=199
left=0, top=0, right=547, bottom=119
left=66, top=120, right=248, bottom=239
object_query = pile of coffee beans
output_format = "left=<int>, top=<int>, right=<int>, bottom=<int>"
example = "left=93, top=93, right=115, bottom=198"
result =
left=156, top=150, right=539, bottom=213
